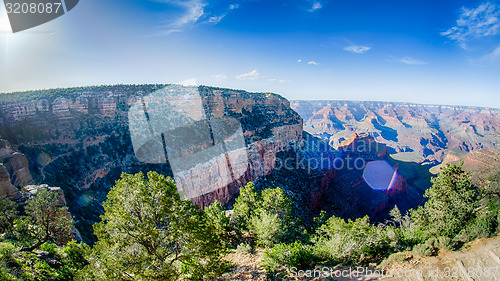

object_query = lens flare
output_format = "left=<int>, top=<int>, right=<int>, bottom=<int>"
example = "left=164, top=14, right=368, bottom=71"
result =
left=362, top=160, right=398, bottom=191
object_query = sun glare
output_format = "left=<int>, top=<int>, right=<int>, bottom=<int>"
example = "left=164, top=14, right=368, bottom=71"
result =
left=0, top=11, right=11, bottom=33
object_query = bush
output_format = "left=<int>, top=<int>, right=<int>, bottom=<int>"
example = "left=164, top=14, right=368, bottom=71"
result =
left=313, top=216, right=390, bottom=263
left=262, top=242, right=316, bottom=272
left=236, top=243, right=253, bottom=254
left=0, top=197, right=18, bottom=234
left=233, top=184, right=295, bottom=248
left=379, top=252, right=413, bottom=268
left=249, top=211, right=284, bottom=248
left=412, top=162, right=477, bottom=238
left=412, top=243, right=435, bottom=257
left=454, top=212, right=498, bottom=243
left=0, top=243, right=16, bottom=263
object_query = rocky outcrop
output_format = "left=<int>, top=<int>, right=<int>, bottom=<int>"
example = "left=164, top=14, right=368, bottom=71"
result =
left=0, top=164, right=20, bottom=198
left=0, top=139, right=33, bottom=198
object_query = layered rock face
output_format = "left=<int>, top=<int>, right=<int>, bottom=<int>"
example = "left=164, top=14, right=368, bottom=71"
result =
left=0, top=139, right=33, bottom=198
left=292, top=101, right=499, bottom=164
left=0, top=85, right=303, bottom=241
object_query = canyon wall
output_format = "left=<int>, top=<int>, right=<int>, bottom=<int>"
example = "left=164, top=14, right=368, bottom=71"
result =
left=0, top=85, right=303, bottom=242
left=292, top=100, right=499, bottom=164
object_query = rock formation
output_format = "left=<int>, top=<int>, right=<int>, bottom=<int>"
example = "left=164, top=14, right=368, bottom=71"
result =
left=292, top=100, right=499, bottom=164
left=0, top=139, right=33, bottom=198
left=0, top=85, right=304, bottom=242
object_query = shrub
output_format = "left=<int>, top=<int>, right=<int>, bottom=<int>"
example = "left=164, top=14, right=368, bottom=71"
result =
left=412, top=243, right=435, bottom=257
left=454, top=212, right=498, bottom=243
left=236, top=243, right=253, bottom=254
left=412, top=162, right=477, bottom=238
left=249, top=211, right=284, bottom=248
left=233, top=184, right=295, bottom=248
left=313, top=216, right=390, bottom=263
left=0, top=243, right=17, bottom=263
left=0, top=197, right=18, bottom=234
left=262, top=242, right=316, bottom=272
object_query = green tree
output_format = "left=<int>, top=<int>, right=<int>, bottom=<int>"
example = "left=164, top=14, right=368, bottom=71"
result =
left=15, top=189, right=73, bottom=252
left=79, top=172, right=223, bottom=281
left=313, top=215, right=390, bottom=263
left=412, top=162, right=477, bottom=238
left=233, top=182, right=258, bottom=230
left=204, top=200, right=234, bottom=249
left=0, top=196, right=18, bottom=233
left=249, top=187, right=295, bottom=247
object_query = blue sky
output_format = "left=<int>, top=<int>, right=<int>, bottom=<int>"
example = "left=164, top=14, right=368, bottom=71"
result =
left=0, top=0, right=499, bottom=108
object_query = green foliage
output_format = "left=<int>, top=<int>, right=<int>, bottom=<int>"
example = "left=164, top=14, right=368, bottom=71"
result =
left=0, top=196, right=18, bottom=234
left=262, top=241, right=316, bottom=272
left=204, top=200, right=234, bottom=249
left=454, top=211, right=499, bottom=243
left=14, top=189, right=73, bottom=252
left=0, top=242, right=16, bottom=263
left=389, top=205, right=402, bottom=225
left=313, top=215, right=390, bottom=263
left=79, top=172, right=224, bottom=281
left=236, top=243, right=253, bottom=254
left=412, top=162, right=477, bottom=238
left=233, top=183, right=296, bottom=248
left=0, top=240, right=89, bottom=281
left=412, top=243, right=435, bottom=257
left=250, top=211, right=284, bottom=248
left=233, top=182, right=258, bottom=231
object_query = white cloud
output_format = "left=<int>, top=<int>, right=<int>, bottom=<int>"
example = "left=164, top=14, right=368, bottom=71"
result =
left=308, top=1, right=322, bottom=12
left=208, top=14, right=225, bottom=24
left=229, top=4, right=239, bottom=10
left=397, top=57, right=430, bottom=65
left=268, top=78, right=291, bottom=83
left=236, top=70, right=259, bottom=80
left=480, top=45, right=500, bottom=62
left=441, top=1, right=500, bottom=48
left=307, top=61, right=320, bottom=65
left=156, top=0, right=207, bottom=34
left=212, top=74, right=227, bottom=79
left=344, top=45, right=371, bottom=54
left=297, top=59, right=302, bottom=63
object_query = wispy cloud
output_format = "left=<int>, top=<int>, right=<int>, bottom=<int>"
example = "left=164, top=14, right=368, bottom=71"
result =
left=307, top=61, right=320, bottom=65
left=441, top=1, right=500, bottom=48
left=156, top=0, right=239, bottom=34
left=236, top=70, right=259, bottom=80
left=480, top=45, right=500, bottom=63
left=156, top=0, right=207, bottom=34
left=208, top=14, right=225, bottom=24
left=268, top=78, right=291, bottom=83
left=297, top=59, right=302, bottom=63
left=308, top=1, right=322, bottom=12
left=396, top=57, right=430, bottom=65
left=344, top=45, right=371, bottom=54
left=212, top=74, right=227, bottom=79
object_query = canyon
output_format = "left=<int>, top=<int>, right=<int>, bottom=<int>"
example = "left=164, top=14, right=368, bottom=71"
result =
left=291, top=100, right=499, bottom=164
left=1, top=86, right=498, bottom=243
